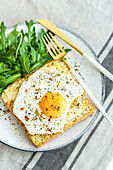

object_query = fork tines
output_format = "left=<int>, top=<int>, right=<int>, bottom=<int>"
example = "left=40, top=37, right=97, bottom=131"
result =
left=41, top=32, right=66, bottom=59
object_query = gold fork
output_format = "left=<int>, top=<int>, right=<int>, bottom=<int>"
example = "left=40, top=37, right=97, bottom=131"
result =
left=42, top=32, right=71, bottom=69
left=42, top=32, right=113, bottom=126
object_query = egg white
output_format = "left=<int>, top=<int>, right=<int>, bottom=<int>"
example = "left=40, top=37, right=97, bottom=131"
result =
left=13, top=69, right=84, bottom=135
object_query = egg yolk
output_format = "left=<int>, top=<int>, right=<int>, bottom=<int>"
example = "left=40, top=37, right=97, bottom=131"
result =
left=39, top=93, right=67, bottom=119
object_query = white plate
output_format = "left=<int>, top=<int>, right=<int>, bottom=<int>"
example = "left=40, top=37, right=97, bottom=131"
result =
left=0, top=23, right=105, bottom=151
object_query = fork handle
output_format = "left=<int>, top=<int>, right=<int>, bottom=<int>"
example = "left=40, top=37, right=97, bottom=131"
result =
left=83, top=53, right=113, bottom=81
left=70, top=67, right=113, bottom=126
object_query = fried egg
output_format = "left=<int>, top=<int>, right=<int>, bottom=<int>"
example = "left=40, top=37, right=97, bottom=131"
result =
left=13, top=68, right=84, bottom=135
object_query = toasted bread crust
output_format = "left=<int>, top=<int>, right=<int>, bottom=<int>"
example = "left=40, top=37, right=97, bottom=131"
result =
left=2, top=60, right=95, bottom=147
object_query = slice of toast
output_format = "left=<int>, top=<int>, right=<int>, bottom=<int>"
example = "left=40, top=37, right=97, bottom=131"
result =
left=2, top=60, right=95, bottom=147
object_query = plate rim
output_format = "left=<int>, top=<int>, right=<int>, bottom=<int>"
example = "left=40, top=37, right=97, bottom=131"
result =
left=0, top=22, right=105, bottom=152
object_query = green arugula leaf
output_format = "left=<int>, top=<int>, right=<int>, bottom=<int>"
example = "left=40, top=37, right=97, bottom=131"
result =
left=0, top=62, right=5, bottom=73
left=0, top=52, right=16, bottom=64
left=19, top=40, right=30, bottom=74
left=38, top=29, right=45, bottom=41
left=36, top=41, right=46, bottom=54
left=64, top=48, right=71, bottom=53
left=30, top=61, right=43, bottom=73
left=25, top=20, right=36, bottom=44
left=30, top=27, right=37, bottom=47
left=0, top=22, right=6, bottom=51
left=12, top=64, right=21, bottom=70
left=0, top=75, right=6, bottom=87
left=0, top=62, right=11, bottom=74
left=5, top=73, right=21, bottom=85
left=41, top=52, right=52, bottom=59
left=36, top=53, right=41, bottom=62
left=0, top=73, right=21, bottom=88
left=3, top=69, right=21, bottom=78
left=7, top=29, right=19, bottom=47
left=30, top=47, right=36, bottom=64
left=6, top=47, right=17, bottom=60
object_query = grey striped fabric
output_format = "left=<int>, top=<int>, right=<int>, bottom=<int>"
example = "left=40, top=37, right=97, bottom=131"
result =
left=0, top=0, right=113, bottom=170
